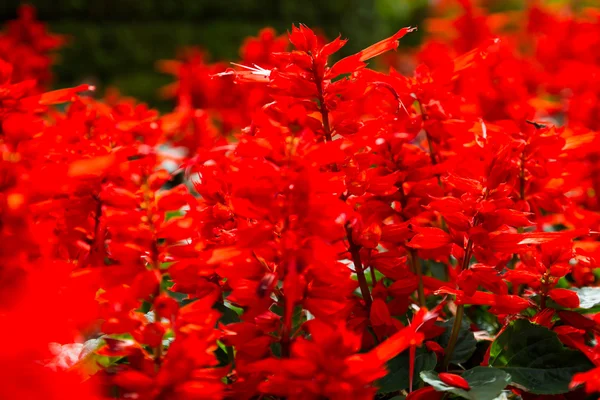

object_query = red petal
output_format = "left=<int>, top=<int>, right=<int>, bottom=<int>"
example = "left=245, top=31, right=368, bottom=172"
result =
left=406, top=386, right=444, bottom=400
left=368, top=326, right=424, bottom=365
left=370, top=298, right=393, bottom=327
left=319, top=35, right=348, bottom=58
left=68, top=154, right=116, bottom=177
left=517, top=229, right=590, bottom=245
left=112, top=370, right=154, bottom=392
left=38, top=84, right=94, bottom=105
left=439, top=372, right=471, bottom=390
left=329, top=27, right=416, bottom=77
left=407, top=228, right=451, bottom=249
left=548, top=289, right=580, bottom=309
left=356, top=27, right=417, bottom=62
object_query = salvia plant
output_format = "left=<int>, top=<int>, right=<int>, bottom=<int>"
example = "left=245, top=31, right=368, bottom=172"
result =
left=2, top=2, right=600, bottom=399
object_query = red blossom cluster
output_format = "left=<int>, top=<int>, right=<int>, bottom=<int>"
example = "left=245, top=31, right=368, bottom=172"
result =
left=0, top=4, right=65, bottom=91
left=3, top=2, right=600, bottom=400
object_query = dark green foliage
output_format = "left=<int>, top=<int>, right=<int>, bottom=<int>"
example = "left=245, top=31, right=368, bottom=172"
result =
left=421, top=367, right=511, bottom=400
left=377, top=347, right=437, bottom=394
left=436, top=317, right=477, bottom=365
left=0, top=0, right=427, bottom=109
left=489, top=319, right=594, bottom=395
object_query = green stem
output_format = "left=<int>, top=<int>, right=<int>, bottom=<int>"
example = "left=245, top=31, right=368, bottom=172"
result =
left=442, top=184, right=491, bottom=369
left=409, top=249, right=426, bottom=307
left=346, top=224, right=373, bottom=310
left=369, top=263, right=377, bottom=286
left=312, top=58, right=341, bottom=171
left=415, top=99, right=436, bottom=165
left=442, top=305, right=464, bottom=370
left=442, top=238, right=474, bottom=370
left=280, top=298, right=292, bottom=358
left=154, top=341, right=162, bottom=370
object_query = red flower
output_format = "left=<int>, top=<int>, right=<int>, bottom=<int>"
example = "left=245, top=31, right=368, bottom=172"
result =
left=571, top=367, right=600, bottom=394
left=250, top=319, right=424, bottom=400
left=439, top=372, right=471, bottom=390
left=3, top=4, right=600, bottom=399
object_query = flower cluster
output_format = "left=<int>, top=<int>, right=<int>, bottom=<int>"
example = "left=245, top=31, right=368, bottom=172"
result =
left=0, top=4, right=65, bottom=91
left=3, top=2, right=600, bottom=400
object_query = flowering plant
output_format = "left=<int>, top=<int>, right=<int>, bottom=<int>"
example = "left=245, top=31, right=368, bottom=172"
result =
left=3, top=2, right=600, bottom=400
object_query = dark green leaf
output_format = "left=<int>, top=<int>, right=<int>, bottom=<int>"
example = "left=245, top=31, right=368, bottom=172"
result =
left=471, top=306, right=500, bottom=336
left=270, top=342, right=281, bottom=358
left=215, top=302, right=241, bottom=324
left=420, top=367, right=511, bottom=400
left=166, top=288, right=188, bottom=304
left=437, top=317, right=477, bottom=364
left=377, top=347, right=437, bottom=393
left=215, top=342, right=230, bottom=366
left=575, top=305, right=600, bottom=315
left=427, top=261, right=449, bottom=281
left=488, top=319, right=594, bottom=394
left=75, top=338, right=122, bottom=378
left=139, top=300, right=152, bottom=314
left=292, top=305, right=307, bottom=328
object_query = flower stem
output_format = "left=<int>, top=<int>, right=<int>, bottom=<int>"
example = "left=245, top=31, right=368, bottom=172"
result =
left=313, top=65, right=333, bottom=143
left=443, top=185, right=489, bottom=369
left=416, top=99, right=438, bottom=167
left=312, top=58, right=340, bottom=174
left=409, top=249, right=426, bottom=307
left=346, top=224, right=373, bottom=310
left=281, top=299, right=292, bottom=358
left=442, top=238, right=473, bottom=370
left=442, top=304, right=464, bottom=370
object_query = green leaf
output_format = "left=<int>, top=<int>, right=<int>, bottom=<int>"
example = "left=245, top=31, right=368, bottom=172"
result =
left=139, top=300, right=152, bottom=314
left=377, top=347, right=437, bottom=393
left=165, top=210, right=184, bottom=220
left=166, top=288, right=188, bottom=304
left=270, top=341, right=281, bottom=358
left=488, top=319, right=594, bottom=394
left=555, top=277, right=570, bottom=289
left=437, top=317, right=477, bottom=364
left=215, top=302, right=240, bottom=324
left=420, top=367, right=511, bottom=400
left=75, top=338, right=122, bottom=379
left=215, top=342, right=229, bottom=366
left=572, top=287, right=600, bottom=309
left=471, top=306, right=501, bottom=335
left=428, top=261, right=449, bottom=281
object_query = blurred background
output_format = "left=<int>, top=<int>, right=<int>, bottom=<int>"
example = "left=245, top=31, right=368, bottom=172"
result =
left=0, top=0, right=431, bottom=110
left=0, top=0, right=594, bottom=111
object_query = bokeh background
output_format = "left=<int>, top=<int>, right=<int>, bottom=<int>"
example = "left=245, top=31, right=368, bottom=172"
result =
left=0, top=0, right=595, bottom=110
left=0, top=0, right=429, bottom=110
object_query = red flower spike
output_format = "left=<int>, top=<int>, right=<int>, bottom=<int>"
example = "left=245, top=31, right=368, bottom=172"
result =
left=4, top=4, right=600, bottom=399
